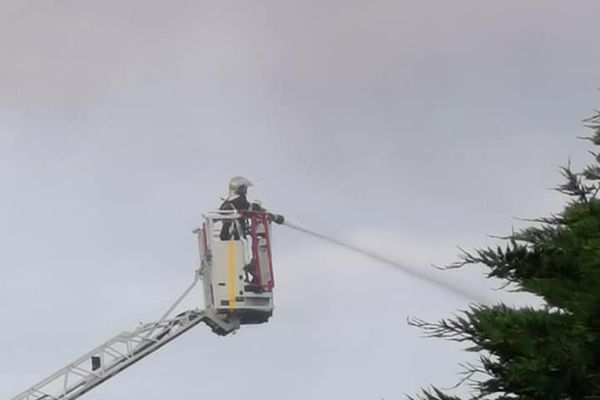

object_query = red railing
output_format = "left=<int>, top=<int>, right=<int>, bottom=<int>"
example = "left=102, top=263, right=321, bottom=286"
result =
left=242, top=211, right=275, bottom=290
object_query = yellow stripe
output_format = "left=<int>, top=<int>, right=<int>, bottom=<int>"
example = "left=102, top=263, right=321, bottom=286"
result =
left=227, top=241, right=236, bottom=310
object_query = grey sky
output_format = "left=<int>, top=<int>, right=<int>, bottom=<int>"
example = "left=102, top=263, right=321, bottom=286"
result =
left=1, top=1, right=599, bottom=399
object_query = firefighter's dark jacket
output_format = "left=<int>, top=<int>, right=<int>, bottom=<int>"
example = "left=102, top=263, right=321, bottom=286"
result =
left=219, top=195, right=284, bottom=240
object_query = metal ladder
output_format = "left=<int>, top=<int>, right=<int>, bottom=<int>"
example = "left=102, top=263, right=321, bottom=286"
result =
left=10, top=268, right=240, bottom=400
left=10, top=309, right=239, bottom=400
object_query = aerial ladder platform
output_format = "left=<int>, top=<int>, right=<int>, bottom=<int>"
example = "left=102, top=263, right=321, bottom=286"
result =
left=9, top=183, right=480, bottom=400
left=10, top=210, right=278, bottom=400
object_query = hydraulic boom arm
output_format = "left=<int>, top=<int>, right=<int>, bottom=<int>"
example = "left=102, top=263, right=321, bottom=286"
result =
left=10, top=309, right=238, bottom=400
left=10, top=270, right=240, bottom=400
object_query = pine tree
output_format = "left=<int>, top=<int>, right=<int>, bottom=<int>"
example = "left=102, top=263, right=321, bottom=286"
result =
left=410, top=111, right=600, bottom=400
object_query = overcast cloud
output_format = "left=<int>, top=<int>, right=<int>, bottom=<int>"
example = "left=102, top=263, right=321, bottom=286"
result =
left=1, top=1, right=600, bottom=399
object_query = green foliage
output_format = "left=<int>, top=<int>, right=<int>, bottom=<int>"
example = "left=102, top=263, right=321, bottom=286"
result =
left=410, top=110, right=600, bottom=400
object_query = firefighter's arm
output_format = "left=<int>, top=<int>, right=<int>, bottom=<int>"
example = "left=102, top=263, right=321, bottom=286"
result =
left=250, top=201, right=284, bottom=225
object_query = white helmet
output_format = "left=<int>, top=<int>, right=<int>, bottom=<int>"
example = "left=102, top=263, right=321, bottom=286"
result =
left=228, top=176, right=253, bottom=196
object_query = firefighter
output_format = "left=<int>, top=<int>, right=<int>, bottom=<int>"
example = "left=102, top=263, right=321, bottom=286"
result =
left=218, top=177, right=284, bottom=288
left=219, top=176, right=284, bottom=240
left=219, top=176, right=252, bottom=240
